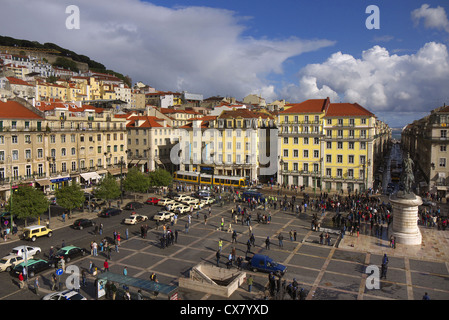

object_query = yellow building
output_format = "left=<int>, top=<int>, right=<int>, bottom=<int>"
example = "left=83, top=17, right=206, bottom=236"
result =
left=179, top=109, right=276, bottom=183
left=278, top=98, right=385, bottom=193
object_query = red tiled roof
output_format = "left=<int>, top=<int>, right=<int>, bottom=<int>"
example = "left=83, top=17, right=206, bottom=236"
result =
left=325, top=103, right=374, bottom=117
left=6, top=77, right=33, bottom=86
left=218, top=109, right=271, bottom=119
left=0, top=101, right=43, bottom=119
left=126, top=115, right=169, bottom=128
left=34, top=101, right=102, bottom=113
left=280, top=98, right=329, bottom=114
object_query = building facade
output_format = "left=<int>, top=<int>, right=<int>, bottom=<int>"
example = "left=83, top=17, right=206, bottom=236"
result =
left=278, top=98, right=388, bottom=193
left=402, top=105, right=449, bottom=197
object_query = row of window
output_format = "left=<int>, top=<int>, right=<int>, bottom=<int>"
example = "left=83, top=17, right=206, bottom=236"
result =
left=281, top=116, right=367, bottom=126
left=0, top=145, right=125, bottom=161
left=282, top=138, right=367, bottom=150
left=0, top=133, right=125, bottom=145
left=282, top=163, right=366, bottom=178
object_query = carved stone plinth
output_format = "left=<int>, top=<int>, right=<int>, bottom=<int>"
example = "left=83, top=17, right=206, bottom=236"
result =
left=390, top=192, right=422, bottom=245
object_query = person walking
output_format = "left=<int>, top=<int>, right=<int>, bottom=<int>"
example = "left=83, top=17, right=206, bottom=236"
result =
left=216, top=249, right=221, bottom=267
left=278, top=233, right=284, bottom=248
left=422, top=292, right=430, bottom=300
left=34, top=276, right=40, bottom=295
left=247, top=275, right=254, bottom=292
left=265, top=236, right=270, bottom=250
left=381, top=254, right=389, bottom=279
left=51, top=272, right=57, bottom=291
left=18, top=272, right=24, bottom=289
left=104, top=259, right=109, bottom=272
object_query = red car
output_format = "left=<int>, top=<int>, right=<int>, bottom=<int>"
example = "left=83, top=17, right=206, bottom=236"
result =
left=146, top=197, right=160, bottom=205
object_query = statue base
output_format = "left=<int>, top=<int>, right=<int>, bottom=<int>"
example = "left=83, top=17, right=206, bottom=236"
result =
left=390, top=192, right=422, bottom=246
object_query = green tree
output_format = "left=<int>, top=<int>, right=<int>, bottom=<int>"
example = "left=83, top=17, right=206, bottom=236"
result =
left=123, top=167, right=150, bottom=194
left=7, top=185, right=48, bottom=227
left=94, top=175, right=121, bottom=207
left=55, top=182, right=85, bottom=218
left=148, top=169, right=173, bottom=187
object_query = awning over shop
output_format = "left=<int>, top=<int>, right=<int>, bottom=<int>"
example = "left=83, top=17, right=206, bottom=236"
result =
left=35, top=179, right=52, bottom=186
left=97, top=169, right=108, bottom=175
left=130, top=160, right=140, bottom=165
left=80, top=172, right=101, bottom=181
left=107, top=167, right=128, bottom=176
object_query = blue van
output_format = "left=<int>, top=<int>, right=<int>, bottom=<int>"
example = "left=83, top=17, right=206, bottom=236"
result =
left=241, top=190, right=265, bottom=202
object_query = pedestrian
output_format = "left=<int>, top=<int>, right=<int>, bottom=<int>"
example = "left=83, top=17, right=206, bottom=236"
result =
left=265, top=236, right=270, bottom=250
left=125, top=228, right=129, bottom=240
left=150, top=272, right=158, bottom=282
left=111, top=282, right=117, bottom=300
left=185, top=222, right=189, bottom=233
left=278, top=233, right=284, bottom=248
left=81, top=270, right=87, bottom=287
left=18, top=272, right=24, bottom=289
left=137, top=290, right=144, bottom=300
left=51, top=272, right=57, bottom=290
left=92, top=241, right=98, bottom=256
left=381, top=254, right=388, bottom=279
left=247, top=275, right=254, bottom=292
left=175, top=229, right=178, bottom=243
left=104, top=259, right=109, bottom=272
left=34, top=276, right=40, bottom=295
left=123, top=266, right=128, bottom=276
left=218, top=239, right=223, bottom=252
left=216, top=249, right=221, bottom=267
left=61, top=239, right=65, bottom=248
left=422, top=292, right=430, bottom=300
left=61, top=212, right=66, bottom=223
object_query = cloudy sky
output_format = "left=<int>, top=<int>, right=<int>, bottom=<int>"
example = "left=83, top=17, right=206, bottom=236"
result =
left=1, top=0, right=448, bottom=127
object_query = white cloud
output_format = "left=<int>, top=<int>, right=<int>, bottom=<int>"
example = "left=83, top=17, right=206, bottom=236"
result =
left=0, top=0, right=334, bottom=100
left=281, top=42, right=449, bottom=117
left=411, top=4, right=449, bottom=33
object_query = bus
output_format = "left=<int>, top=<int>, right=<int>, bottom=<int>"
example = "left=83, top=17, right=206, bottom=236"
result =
left=173, top=171, right=246, bottom=188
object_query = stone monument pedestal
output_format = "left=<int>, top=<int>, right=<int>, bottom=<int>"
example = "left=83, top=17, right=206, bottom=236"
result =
left=390, top=192, right=422, bottom=245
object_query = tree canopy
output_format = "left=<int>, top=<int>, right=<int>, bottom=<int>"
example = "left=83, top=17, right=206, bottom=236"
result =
left=94, top=175, right=121, bottom=204
left=55, top=182, right=85, bottom=215
left=148, top=169, right=172, bottom=187
left=7, top=185, right=48, bottom=226
left=123, top=167, right=151, bottom=193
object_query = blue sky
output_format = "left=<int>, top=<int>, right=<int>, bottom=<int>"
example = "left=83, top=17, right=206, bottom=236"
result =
left=1, top=0, right=449, bottom=127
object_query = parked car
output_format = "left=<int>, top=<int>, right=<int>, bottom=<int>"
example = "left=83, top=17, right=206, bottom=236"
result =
left=10, top=245, right=41, bottom=258
left=158, top=198, right=175, bottom=207
left=49, top=246, right=87, bottom=266
left=72, top=219, right=95, bottom=230
left=124, top=202, right=144, bottom=210
left=196, top=190, right=212, bottom=198
left=169, top=202, right=185, bottom=212
left=11, top=259, right=51, bottom=278
left=174, top=194, right=190, bottom=202
left=21, top=225, right=53, bottom=242
left=176, top=204, right=191, bottom=214
left=146, top=197, right=160, bottom=205
left=203, top=197, right=215, bottom=204
left=245, top=254, right=287, bottom=276
left=42, top=289, right=87, bottom=300
left=123, top=214, right=148, bottom=225
left=0, top=254, right=24, bottom=272
left=153, top=211, right=174, bottom=222
left=182, top=197, right=200, bottom=205
left=99, top=208, right=122, bottom=217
